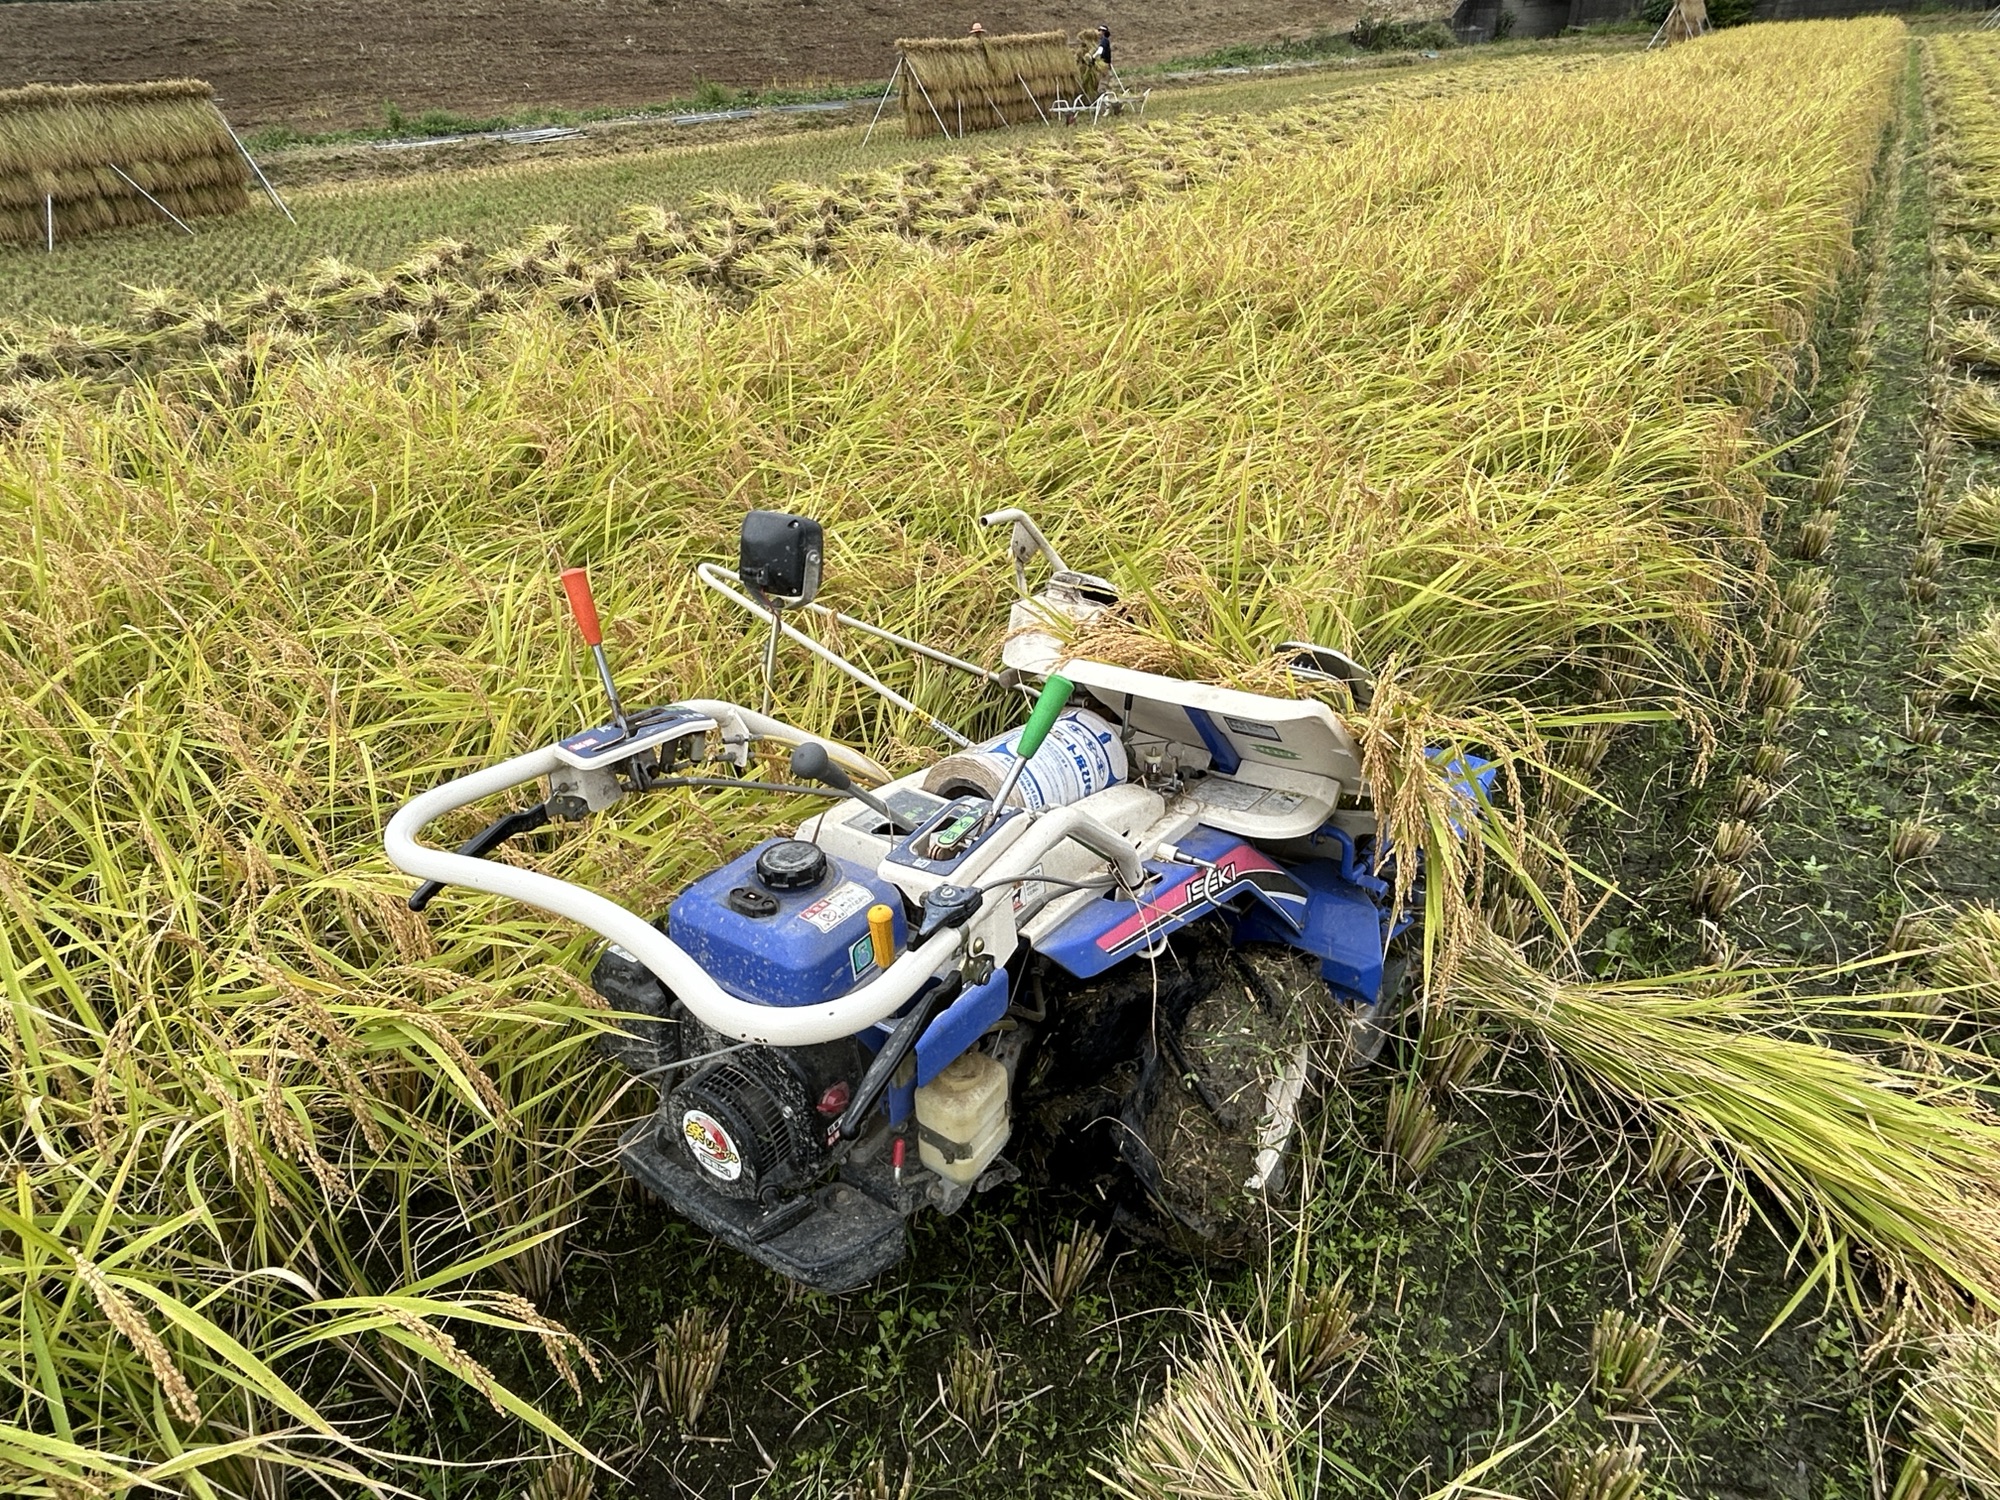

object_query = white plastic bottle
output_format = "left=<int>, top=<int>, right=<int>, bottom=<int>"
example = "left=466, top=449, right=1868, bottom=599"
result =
left=914, top=1052, right=1011, bottom=1185
left=920, top=708, right=1126, bottom=810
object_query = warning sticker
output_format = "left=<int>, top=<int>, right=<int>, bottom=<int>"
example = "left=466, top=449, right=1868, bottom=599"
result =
left=1195, top=778, right=1266, bottom=811
left=1192, top=780, right=1309, bottom=815
left=1012, top=863, right=1046, bottom=914
left=682, top=1110, right=743, bottom=1181
left=798, top=880, right=872, bottom=934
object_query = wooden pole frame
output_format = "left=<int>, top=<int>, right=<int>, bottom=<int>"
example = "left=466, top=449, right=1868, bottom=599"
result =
left=107, top=163, right=196, bottom=235
left=862, top=57, right=904, bottom=146
left=1016, top=73, right=1050, bottom=126
left=213, top=103, right=295, bottom=223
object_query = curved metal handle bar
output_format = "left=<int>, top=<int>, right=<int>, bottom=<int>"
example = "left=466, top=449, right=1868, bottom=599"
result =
left=384, top=744, right=963, bottom=1046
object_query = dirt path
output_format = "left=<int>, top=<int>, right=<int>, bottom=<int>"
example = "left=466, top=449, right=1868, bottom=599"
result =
left=0, top=0, right=1363, bottom=129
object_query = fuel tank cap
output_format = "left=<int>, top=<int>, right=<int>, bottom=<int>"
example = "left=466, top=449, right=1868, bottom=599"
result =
left=755, top=839, right=829, bottom=891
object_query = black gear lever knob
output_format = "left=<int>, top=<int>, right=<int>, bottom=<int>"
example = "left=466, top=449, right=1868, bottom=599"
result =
left=790, top=741, right=853, bottom=793
left=789, top=743, right=910, bottom=834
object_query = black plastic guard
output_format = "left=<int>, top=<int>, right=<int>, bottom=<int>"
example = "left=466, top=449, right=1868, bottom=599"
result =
left=618, top=1120, right=908, bottom=1293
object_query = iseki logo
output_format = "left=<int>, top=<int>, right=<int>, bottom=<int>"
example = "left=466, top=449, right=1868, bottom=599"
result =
left=1177, top=859, right=1240, bottom=913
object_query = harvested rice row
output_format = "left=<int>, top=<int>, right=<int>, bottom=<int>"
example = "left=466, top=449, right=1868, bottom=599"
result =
left=1927, top=35, right=2000, bottom=443
left=1682, top=94, right=1908, bottom=961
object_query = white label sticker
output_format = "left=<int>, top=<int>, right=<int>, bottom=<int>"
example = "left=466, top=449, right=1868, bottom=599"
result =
left=1191, top=779, right=1309, bottom=815
left=1223, top=715, right=1282, bottom=742
left=1194, top=778, right=1268, bottom=810
left=1013, top=863, right=1046, bottom=914
left=682, top=1110, right=743, bottom=1181
left=798, top=880, right=872, bottom=934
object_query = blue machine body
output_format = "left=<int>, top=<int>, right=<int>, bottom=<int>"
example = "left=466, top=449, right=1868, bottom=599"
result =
left=1033, top=823, right=1310, bottom=979
left=669, top=839, right=907, bottom=1008
left=1234, top=860, right=1387, bottom=1005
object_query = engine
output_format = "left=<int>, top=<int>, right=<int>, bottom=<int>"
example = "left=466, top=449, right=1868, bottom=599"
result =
left=666, top=1048, right=824, bottom=1201
left=593, top=836, right=901, bottom=1202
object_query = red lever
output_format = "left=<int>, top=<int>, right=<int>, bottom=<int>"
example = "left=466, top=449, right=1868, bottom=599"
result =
left=560, top=567, right=603, bottom=647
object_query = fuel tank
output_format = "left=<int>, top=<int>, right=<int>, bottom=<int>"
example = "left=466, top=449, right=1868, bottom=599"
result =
left=669, top=838, right=908, bottom=1008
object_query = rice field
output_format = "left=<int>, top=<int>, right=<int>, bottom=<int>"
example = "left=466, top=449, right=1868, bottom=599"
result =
left=6, top=17, right=2000, bottom=1500
left=0, top=46, right=1619, bottom=329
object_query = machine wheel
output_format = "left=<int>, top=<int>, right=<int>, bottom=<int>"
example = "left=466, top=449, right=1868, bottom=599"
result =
left=1118, top=940, right=1329, bottom=1259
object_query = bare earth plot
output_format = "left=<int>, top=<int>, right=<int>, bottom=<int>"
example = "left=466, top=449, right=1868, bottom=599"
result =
left=0, top=0, right=1365, bottom=128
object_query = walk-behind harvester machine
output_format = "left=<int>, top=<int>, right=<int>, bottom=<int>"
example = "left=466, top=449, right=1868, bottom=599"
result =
left=387, top=511, right=1488, bottom=1291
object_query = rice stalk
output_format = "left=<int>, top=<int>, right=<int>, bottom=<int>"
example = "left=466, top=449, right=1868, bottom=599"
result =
left=1450, top=930, right=2000, bottom=1312
left=1908, top=1322, right=2000, bottom=1500
left=1095, top=1314, right=1305, bottom=1500
left=1944, top=611, right=2000, bottom=704
left=1023, top=1222, right=1107, bottom=1314
left=1947, top=381, right=2000, bottom=441
left=1937, top=485, right=2000, bottom=548
left=943, top=1339, right=1002, bottom=1431
left=1553, top=1443, right=1646, bottom=1500
left=654, top=1307, right=729, bottom=1432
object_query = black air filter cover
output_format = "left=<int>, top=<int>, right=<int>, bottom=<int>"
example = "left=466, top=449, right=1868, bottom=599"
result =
left=666, top=1047, right=822, bottom=1202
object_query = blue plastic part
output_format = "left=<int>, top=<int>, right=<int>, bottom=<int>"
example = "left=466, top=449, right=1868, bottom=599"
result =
left=1034, top=824, right=1308, bottom=979
left=914, top=968, right=1010, bottom=1086
left=1233, top=859, right=1387, bottom=1004
left=1306, top=823, right=1389, bottom=897
left=1183, top=708, right=1242, bottom=774
left=668, top=840, right=906, bottom=1007
left=1430, top=749, right=1499, bottom=836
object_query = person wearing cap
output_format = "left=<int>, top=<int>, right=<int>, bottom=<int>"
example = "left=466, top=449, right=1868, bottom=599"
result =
left=1091, top=24, right=1112, bottom=68
left=970, top=21, right=986, bottom=35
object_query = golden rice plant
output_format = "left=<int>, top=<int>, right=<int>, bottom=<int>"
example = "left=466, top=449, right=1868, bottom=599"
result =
left=1933, top=905, right=2000, bottom=1022
left=0, top=79, right=250, bottom=246
left=0, top=21, right=1913, bottom=1489
left=1907, top=1322, right=2000, bottom=1500
left=1942, top=317, right=2000, bottom=369
left=1096, top=1314, right=1306, bottom=1500
left=1947, top=381, right=2000, bottom=441
left=1936, top=485, right=2000, bottom=547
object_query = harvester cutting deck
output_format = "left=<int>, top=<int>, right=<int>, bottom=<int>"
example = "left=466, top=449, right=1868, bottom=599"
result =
left=387, top=511, right=1490, bottom=1291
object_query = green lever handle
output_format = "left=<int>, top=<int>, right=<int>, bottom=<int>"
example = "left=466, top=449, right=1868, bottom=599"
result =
left=1015, top=674, right=1075, bottom=760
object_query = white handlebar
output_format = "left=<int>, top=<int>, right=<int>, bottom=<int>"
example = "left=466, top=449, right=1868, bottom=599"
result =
left=383, top=743, right=963, bottom=1046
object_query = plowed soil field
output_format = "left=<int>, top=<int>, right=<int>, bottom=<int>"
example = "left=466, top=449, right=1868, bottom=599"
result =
left=0, top=0, right=1363, bottom=128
